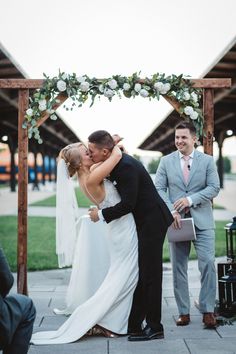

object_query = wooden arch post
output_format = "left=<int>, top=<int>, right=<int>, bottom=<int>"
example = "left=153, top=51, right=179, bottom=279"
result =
left=0, top=77, right=231, bottom=295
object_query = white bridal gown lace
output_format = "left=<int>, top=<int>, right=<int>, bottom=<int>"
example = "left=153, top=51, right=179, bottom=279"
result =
left=31, top=179, right=138, bottom=344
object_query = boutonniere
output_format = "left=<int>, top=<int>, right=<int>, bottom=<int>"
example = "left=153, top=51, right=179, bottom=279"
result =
left=113, top=180, right=117, bottom=186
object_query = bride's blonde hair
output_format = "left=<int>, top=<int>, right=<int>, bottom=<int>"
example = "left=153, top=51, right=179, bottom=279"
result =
left=59, top=142, right=84, bottom=177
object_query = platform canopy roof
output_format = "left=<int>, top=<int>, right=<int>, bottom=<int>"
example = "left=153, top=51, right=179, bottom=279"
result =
left=0, top=43, right=80, bottom=155
left=138, top=38, right=236, bottom=154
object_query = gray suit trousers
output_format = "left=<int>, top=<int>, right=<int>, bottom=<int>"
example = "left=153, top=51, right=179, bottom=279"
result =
left=169, top=228, right=216, bottom=315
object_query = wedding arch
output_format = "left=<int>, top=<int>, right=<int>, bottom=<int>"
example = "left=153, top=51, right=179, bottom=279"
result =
left=0, top=73, right=231, bottom=295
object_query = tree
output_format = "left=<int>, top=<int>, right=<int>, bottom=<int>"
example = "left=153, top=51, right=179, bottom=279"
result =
left=148, top=158, right=160, bottom=174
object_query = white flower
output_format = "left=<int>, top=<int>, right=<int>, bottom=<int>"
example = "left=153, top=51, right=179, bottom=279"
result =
left=77, top=76, right=86, bottom=83
left=50, top=114, right=58, bottom=120
left=184, top=106, right=194, bottom=116
left=154, top=82, right=164, bottom=91
left=191, top=92, right=198, bottom=103
left=140, top=88, right=149, bottom=97
left=57, top=80, right=67, bottom=92
left=104, top=88, right=115, bottom=98
left=163, top=83, right=171, bottom=93
left=39, top=104, right=46, bottom=111
left=190, top=111, right=198, bottom=120
left=38, top=99, right=47, bottom=111
left=61, top=73, right=69, bottom=80
left=26, top=108, right=33, bottom=116
left=183, top=92, right=190, bottom=100
left=158, top=83, right=171, bottom=95
left=98, top=84, right=104, bottom=93
left=123, top=83, right=131, bottom=91
left=108, top=79, right=118, bottom=90
left=80, top=81, right=90, bottom=92
left=38, top=99, right=47, bottom=106
left=134, top=83, right=141, bottom=92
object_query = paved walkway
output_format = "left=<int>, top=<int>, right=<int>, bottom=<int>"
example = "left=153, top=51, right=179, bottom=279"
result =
left=12, top=257, right=234, bottom=354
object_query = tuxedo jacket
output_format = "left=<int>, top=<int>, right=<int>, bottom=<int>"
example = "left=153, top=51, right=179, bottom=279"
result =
left=0, top=248, right=22, bottom=348
left=102, top=153, right=173, bottom=231
left=155, top=150, right=220, bottom=230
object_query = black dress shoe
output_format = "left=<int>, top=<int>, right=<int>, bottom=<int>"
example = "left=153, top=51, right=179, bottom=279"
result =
left=128, top=326, right=164, bottom=341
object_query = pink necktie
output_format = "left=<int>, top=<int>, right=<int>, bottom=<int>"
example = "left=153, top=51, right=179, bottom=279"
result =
left=182, top=155, right=190, bottom=184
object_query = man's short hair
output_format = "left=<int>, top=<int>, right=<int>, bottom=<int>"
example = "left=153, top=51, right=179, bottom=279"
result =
left=175, top=122, right=196, bottom=135
left=88, top=130, right=115, bottom=151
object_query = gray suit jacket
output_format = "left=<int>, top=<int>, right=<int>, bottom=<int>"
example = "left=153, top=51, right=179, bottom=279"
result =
left=155, top=150, right=220, bottom=230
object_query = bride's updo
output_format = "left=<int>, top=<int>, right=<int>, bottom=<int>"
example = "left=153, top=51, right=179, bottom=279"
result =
left=59, top=143, right=84, bottom=177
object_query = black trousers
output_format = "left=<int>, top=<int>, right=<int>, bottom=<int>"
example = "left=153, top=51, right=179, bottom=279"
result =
left=128, top=206, right=167, bottom=331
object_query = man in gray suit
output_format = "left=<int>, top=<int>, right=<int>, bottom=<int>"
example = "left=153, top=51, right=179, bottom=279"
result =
left=155, top=122, right=220, bottom=328
left=0, top=247, right=36, bottom=354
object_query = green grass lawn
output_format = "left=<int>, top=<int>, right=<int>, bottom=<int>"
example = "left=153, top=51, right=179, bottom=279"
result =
left=30, top=187, right=91, bottom=208
left=0, top=183, right=9, bottom=189
left=0, top=216, right=228, bottom=271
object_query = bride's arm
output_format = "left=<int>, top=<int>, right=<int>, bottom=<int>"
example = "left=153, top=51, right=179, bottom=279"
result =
left=87, top=146, right=122, bottom=186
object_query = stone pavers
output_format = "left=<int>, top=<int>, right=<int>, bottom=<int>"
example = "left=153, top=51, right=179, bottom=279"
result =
left=24, top=258, right=236, bottom=354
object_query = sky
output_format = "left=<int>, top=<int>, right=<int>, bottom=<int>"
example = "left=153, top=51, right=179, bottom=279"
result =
left=0, top=0, right=236, bottom=156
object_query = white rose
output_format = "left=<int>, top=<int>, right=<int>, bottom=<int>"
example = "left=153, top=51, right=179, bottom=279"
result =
left=108, top=79, right=118, bottom=90
left=154, top=82, right=164, bottom=91
left=183, top=92, right=190, bottom=100
left=163, top=83, right=171, bottom=93
left=104, top=88, right=115, bottom=98
left=57, top=80, right=67, bottom=92
left=38, top=99, right=47, bottom=106
left=26, top=108, right=33, bottom=116
left=77, top=76, right=86, bottom=83
left=134, top=83, right=141, bottom=92
left=190, top=111, right=198, bottom=120
left=140, top=89, right=149, bottom=97
left=38, top=100, right=47, bottom=111
left=191, top=92, right=198, bottom=103
left=50, top=114, right=58, bottom=120
left=123, top=83, right=131, bottom=91
left=184, top=106, right=194, bottom=116
left=61, top=73, right=68, bottom=80
left=55, top=99, right=61, bottom=103
left=99, top=84, right=104, bottom=93
left=39, top=104, right=46, bottom=111
left=80, top=81, right=90, bottom=92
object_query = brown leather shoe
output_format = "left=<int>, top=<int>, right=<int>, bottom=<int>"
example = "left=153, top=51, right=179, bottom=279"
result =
left=202, top=313, right=216, bottom=328
left=176, top=314, right=190, bottom=326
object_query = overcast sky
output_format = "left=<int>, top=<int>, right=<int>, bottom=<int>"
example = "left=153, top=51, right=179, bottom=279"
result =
left=1, top=0, right=236, bottom=155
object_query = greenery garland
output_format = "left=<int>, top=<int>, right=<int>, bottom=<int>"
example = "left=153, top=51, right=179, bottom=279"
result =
left=23, top=71, right=203, bottom=143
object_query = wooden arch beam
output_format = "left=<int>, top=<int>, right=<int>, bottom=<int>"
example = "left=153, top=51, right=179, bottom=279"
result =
left=0, top=77, right=231, bottom=294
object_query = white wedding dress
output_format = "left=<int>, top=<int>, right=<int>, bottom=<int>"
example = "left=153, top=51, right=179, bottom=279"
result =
left=31, top=179, right=138, bottom=344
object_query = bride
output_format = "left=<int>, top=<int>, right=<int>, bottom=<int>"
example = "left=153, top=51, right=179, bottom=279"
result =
left=31, top=142, right=138, bottom=345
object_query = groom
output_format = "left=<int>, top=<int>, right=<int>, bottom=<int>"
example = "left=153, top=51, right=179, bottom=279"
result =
left=88, top=130, right=173, bottom=341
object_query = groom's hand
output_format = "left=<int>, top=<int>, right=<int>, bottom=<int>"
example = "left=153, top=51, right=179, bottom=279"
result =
left=89, top=208, right=99, bottom=222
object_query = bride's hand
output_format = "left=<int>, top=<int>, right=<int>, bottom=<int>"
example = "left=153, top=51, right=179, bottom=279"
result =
left=111, top=145, right=122, bottom=158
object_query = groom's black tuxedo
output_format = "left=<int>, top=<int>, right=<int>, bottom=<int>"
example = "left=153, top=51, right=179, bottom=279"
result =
left=101, top=153, right=173, bottom=331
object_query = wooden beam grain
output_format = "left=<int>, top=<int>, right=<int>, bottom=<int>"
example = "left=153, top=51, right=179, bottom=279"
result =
left=203, top=89, right=214, bottom=155
left=17, top=89, right=29, bottom=295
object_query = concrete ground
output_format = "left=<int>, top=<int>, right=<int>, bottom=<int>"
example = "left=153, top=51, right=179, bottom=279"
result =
left=1, top=179, right=236, bottom=353
left=22, top=258, right=235, bottom=354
